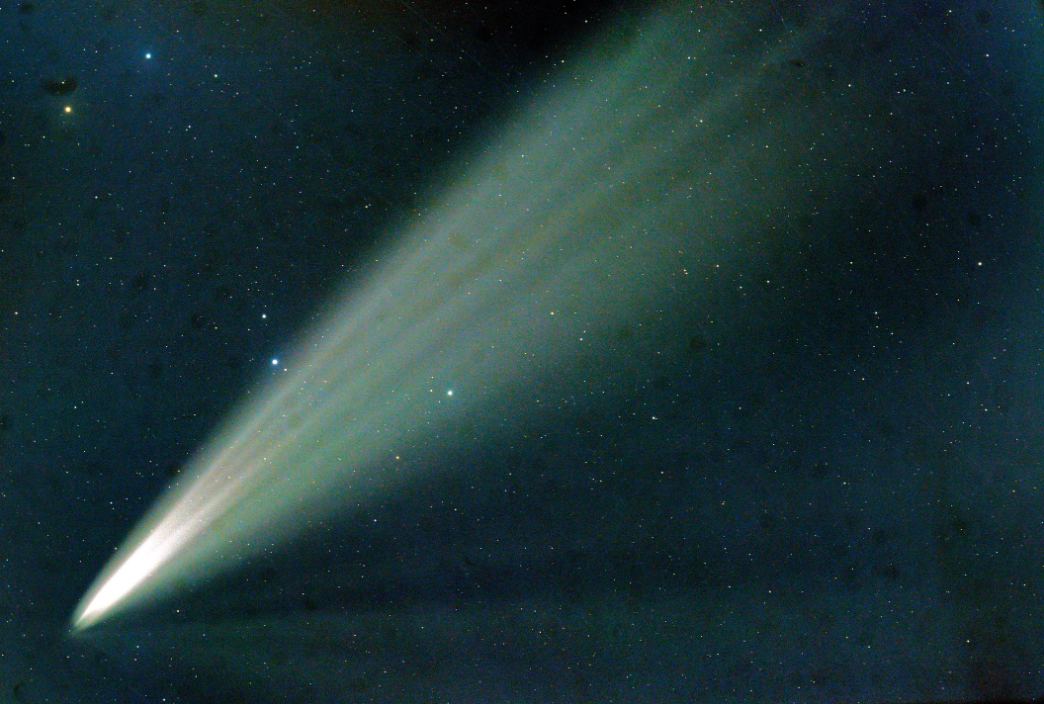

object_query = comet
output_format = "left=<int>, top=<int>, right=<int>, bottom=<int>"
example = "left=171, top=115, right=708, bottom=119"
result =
left=72, top=2, right=854, bottom=630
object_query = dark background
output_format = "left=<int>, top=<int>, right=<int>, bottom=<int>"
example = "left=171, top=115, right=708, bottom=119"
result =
left=0, top=1, right=1041, bottom=702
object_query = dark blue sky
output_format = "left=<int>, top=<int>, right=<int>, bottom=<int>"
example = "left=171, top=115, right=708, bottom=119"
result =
left=0, top=1, right=1041, bottom=702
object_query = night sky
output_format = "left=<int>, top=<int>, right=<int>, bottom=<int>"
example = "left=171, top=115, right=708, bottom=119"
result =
left=1, top=1, right=1042, bottom=703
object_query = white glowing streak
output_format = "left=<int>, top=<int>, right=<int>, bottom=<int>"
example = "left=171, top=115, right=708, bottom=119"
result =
left=75, top=465, right=250, bottom=628
left=77, top=523, right=186, bottom=625
left=73, top=4, right=861, bottom=629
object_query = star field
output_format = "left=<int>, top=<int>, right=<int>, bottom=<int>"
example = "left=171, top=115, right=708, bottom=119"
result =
left=0, top=1, right=1042, bottom=703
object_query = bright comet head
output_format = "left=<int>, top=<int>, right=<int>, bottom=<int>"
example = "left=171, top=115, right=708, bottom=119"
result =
left=73, top=532, right=172, bottom=629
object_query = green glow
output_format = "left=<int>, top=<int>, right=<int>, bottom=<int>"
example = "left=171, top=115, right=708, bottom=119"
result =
left=73, top=4, right=848, bottom=629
